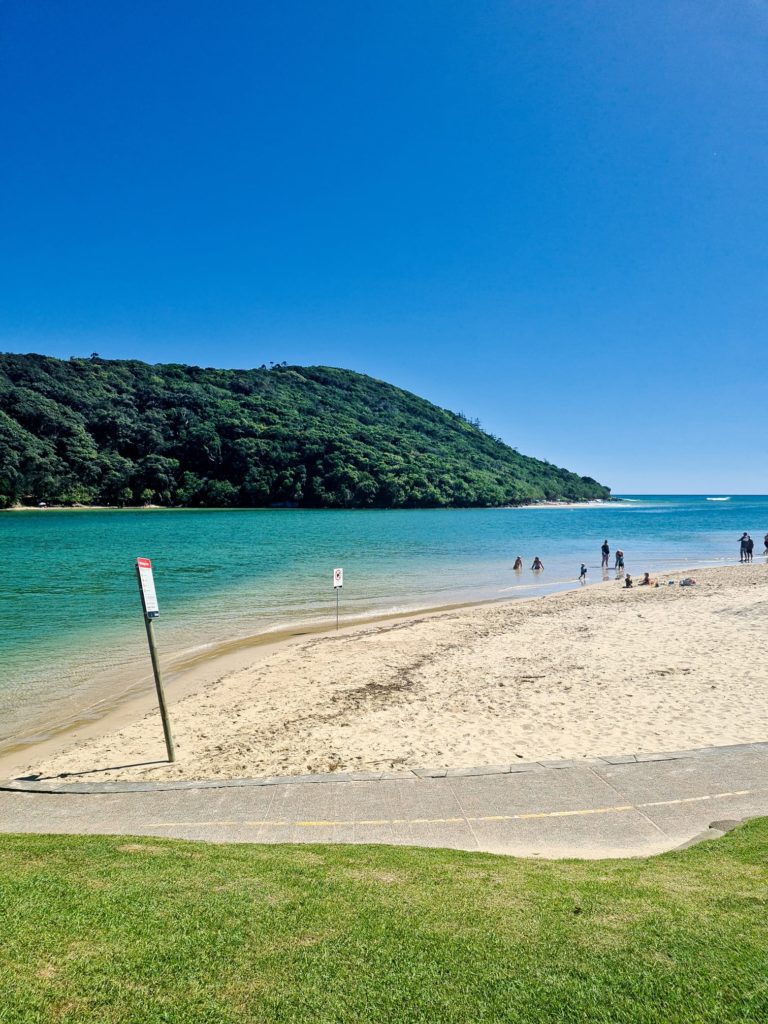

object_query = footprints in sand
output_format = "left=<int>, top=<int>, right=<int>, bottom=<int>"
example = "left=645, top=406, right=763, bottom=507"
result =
left=24, top=564, right=768, bottom=782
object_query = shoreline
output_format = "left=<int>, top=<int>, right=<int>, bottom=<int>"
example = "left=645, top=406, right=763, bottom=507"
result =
left=1, top=498, right=619, bottom=514
left=0, top=552, right=735, bottom=773
left=6, top=561, right=766, bottom=785
left=1, top=504, right=162, bottom=512
left=0, top=591, right=568, bottom=781
left=1, top=559, right=645, bottom=773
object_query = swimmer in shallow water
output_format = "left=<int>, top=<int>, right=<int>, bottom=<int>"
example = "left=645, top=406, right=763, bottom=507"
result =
left=513, top=556, right=523, bottom=571
left=531, top=557, right=544, bottom=571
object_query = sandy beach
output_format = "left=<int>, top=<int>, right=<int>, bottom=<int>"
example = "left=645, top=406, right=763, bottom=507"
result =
left=11, top=563, right=768, bottom=783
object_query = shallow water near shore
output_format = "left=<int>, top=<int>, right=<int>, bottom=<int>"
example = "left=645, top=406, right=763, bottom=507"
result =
left=1, top=494, right=766, bottom=752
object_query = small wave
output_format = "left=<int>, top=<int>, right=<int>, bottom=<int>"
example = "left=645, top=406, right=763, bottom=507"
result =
left=706, top=497, right=731, bottom=501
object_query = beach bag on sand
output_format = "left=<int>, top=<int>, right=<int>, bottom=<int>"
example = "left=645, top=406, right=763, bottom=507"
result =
left=680, top=578, right=697, bottom=587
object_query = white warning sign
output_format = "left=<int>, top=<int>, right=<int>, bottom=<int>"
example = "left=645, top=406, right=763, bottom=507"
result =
left=136, top=557, right=160, bottom=616
left=333, top=567, right=344, bottom=589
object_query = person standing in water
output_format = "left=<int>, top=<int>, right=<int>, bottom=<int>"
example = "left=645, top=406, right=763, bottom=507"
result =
left=615, top=549, right=625, bottom=571
left=746, top=535, right=754, bottom=562
left=739, top=532, right=749, bottom=562
left=764, top=533, right=768, bottom=555
left=531, top=556, right=544, bottom=571
left=601, top=539, right=610, bottom=568
left=513, top=556, right=523, bottom=571
left=579, top=563, right=588, bottom=583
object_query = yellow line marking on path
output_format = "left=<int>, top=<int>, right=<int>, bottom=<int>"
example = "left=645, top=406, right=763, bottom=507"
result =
left=639, top=789, right=751, bottom=808
left=515, top=805, right=633, bottom=820
left=146, top=787, right=761, bottom=830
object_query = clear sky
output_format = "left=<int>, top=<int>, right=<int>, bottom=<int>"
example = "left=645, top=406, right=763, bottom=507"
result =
left=1, top=1, right=765, bottom=493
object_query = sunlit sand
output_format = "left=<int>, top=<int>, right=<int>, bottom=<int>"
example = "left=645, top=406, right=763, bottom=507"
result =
left=17, top=563, right=768, bottom=783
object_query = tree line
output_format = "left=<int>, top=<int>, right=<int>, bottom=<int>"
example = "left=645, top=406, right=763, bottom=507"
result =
left=0, top=353, right=611, bottom=509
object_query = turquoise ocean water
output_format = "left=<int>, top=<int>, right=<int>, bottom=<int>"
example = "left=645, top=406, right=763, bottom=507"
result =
left=1, top=495, right=766, bottom=751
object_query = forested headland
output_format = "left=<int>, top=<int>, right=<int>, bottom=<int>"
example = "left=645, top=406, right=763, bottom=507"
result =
left=0, top=353, right=610, bottom=509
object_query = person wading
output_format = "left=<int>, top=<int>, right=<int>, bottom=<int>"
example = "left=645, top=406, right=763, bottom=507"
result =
left=739, top=532, right=750, bottom=563
left=601, top=539, right=610, bottom=569
left=745, top=535, right=754, bottom=563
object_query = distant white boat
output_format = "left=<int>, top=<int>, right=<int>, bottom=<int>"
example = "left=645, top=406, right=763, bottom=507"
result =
left=706, top=496, right=730, bottom=501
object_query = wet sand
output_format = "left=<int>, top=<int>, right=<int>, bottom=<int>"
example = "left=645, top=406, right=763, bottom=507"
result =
left=8, top=563, right=768, bottom=783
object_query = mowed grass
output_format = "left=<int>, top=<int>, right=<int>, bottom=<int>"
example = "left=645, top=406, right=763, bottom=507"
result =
left=0, top=824, right=767, bottom=1024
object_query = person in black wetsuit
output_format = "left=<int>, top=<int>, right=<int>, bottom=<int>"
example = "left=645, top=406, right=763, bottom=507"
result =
left=601, top=539, right=610, bottom=569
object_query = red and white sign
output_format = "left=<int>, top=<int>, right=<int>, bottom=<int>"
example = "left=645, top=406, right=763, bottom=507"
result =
left=136, top=557, right=160, bottom=616
left=333, top=567, right=343, bottom=589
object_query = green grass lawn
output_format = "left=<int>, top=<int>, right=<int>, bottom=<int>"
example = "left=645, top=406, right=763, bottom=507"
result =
left=1, top=824, right=767, bottom=1024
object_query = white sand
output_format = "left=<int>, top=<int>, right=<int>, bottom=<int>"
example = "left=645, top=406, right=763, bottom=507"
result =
left=20, top=563, right=768, bottom=782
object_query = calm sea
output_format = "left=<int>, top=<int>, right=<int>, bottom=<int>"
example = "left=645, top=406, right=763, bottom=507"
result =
left=1, top=495, right=766, bottom=751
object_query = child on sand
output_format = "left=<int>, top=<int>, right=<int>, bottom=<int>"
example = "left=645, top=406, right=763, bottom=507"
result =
left=624, top=574, right=633, bottom=588
left=639, top=572, right=654, bottom=586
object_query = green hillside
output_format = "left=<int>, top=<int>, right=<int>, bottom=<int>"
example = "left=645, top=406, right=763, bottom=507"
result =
left=0, top=353, right=610, bottom=509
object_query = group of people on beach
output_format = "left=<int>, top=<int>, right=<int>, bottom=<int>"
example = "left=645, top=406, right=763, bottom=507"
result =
left=739, top=532, right=768, bottom=562
left=600, top=539, right=624, bottom=571
left=580, top=539, right=634, bottom=585
left=513, top=539, right=634, bottom=583
left=582, top=539, right=666, bottom=589
left=513, top=531, right=768, bottom=587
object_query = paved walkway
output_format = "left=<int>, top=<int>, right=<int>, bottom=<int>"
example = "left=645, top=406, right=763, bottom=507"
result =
left=2, top=742, right=768, bottom=858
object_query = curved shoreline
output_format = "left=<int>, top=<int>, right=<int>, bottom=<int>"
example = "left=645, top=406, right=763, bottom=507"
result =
left=2, top=563, right=635, bottom=771
left=2, top=498, right=621, bottom=513
left=5, top=560, right=765, bottom=785
left=0, top=591, right=550, bottom=780
left=2, top=552, right=736, bottom=770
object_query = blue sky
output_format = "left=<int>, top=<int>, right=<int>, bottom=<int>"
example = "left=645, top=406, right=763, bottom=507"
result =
left=1, top=1, right=765, bottom=493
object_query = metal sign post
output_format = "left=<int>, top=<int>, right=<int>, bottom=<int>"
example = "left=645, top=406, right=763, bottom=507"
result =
left=333, top=567, right=343, bottom=629
left=135, top=557, right=176, bottom=763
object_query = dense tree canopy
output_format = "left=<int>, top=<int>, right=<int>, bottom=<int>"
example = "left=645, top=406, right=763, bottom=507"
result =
left=0, top=353, right=610, bottom=509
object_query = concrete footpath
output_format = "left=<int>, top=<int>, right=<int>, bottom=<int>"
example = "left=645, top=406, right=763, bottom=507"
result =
left=2, top=742, right=768, bottom=858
